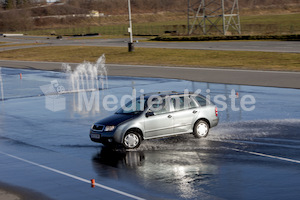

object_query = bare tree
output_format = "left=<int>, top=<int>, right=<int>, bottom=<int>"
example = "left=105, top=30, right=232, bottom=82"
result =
left=0, top=9, right=33, bottom=31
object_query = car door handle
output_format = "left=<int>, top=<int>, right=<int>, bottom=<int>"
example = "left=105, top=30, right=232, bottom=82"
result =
left=193, top=110, right=197, bottom=114
left=168, top=115, right=172, bottom=118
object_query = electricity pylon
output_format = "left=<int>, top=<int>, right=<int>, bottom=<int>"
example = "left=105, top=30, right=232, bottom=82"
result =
left=187, top=0, right=241, bottom=35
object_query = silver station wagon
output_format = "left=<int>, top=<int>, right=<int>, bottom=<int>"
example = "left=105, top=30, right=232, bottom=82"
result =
left=90, top=91, right=219, bottom=149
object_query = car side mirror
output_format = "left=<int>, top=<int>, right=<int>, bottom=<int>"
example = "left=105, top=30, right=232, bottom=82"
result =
left=145, top=110, right=154, bottom=118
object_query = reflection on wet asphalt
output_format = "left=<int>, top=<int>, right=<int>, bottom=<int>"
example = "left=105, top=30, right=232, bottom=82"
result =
left=0, top=67, right=300, bottom=200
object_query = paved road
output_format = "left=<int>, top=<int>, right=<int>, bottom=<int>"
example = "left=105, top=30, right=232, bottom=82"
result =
left=0, top=60, right=300, bottom=89
left=1, top=36, right=300, bottom=199
left=0, top=68, right=299, bottom=200
left=1, top=36, right=300, bottom=53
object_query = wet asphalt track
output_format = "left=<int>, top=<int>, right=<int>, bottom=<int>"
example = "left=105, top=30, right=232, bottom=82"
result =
left=0, top=60, right=300, bottom=89
left=0, top=67, right=300, bottom=200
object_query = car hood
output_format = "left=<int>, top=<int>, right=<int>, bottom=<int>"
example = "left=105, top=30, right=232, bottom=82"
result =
left=94, top=113, right=139, bottom=126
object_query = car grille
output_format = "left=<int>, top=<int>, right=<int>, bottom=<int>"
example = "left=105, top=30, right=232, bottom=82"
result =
left=92, top=125, right=105, bottom=132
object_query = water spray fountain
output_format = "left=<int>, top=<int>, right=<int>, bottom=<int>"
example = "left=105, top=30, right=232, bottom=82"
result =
left=63, top=54, right=108, bottom=92
left=62, top=54, right=108, bottom=114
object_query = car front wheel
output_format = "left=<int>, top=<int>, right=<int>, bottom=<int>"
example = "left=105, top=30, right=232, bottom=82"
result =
left=193, top=120, right=209, bottom=138
left=123, top=131, right=141, bottom=149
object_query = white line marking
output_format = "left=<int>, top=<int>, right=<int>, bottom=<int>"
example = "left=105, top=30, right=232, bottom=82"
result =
left=231, top=148, right=300, bottom=164
left=0, top=151, right=145, bottom=200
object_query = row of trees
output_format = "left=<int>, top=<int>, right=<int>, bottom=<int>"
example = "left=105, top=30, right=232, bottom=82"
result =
left=67, top=0, right=299, bottom=13
left=0, top=0, right=298, bottom=32
left=1, top=0, right=298, bottom=12
left=1, top=0, right=37, bottom=9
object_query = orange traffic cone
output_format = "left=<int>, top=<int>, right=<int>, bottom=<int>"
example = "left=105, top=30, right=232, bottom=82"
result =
left=20, top=73, right=22, bottom=79
left=91, top=179, right=95, bottom=188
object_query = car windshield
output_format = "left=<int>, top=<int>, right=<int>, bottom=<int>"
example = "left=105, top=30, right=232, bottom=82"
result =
left=116, top=98, right=147, bottom=114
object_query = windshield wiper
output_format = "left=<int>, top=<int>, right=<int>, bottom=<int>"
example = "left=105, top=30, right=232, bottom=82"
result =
left=126, top=111, right=143, bottom=114
left=116, top=110, right=143, bottom=115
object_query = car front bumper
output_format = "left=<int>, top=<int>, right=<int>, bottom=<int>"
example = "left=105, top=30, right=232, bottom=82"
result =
left=90, top=129, right=116, bottom=144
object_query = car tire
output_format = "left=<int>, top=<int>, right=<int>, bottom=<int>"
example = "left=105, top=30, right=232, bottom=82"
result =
left=193, top=120, right=209, bottom=138
left=123, top=131, right=141, bottom=149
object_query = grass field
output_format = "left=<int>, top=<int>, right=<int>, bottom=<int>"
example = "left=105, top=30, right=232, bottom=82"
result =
left=0, top=46, right=298, bottom=71
left=20, top=13, right=300, bottom=36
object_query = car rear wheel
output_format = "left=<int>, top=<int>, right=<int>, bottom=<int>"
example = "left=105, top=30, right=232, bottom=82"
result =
left=123, top=131, right=141, bottom=149
left=193, top=120, right=209, bottom=138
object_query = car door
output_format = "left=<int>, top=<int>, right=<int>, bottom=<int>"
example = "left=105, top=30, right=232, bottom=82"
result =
left=170, top=96, right=198, bottom=134
left=144, top=97, right=173, bottom=139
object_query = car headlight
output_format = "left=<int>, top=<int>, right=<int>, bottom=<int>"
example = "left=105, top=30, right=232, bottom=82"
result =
left=104, top=125, right=116, bottom=132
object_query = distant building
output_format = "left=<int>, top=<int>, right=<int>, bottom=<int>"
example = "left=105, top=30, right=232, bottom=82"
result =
left=46, top=0, right=60, bottom=3
left=89, top=10, right=104, bottom=17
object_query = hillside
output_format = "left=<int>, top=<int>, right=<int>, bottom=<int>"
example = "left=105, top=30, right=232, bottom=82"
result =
left=68, top=0, right=300, bottom=15
left=0, top=0, right=299, bottom=33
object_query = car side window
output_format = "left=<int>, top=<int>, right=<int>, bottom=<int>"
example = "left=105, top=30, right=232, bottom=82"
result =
left=171, top=96, right=197, bottom=111
left=149, top=98, right=169, bottom=115
left=188, top=96, right=197, bottom=108
left=194, top=96, right=208, bottom=107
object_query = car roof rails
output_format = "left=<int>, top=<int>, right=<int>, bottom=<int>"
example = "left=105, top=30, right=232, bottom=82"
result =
left=142, top=91, right=180, bottom=96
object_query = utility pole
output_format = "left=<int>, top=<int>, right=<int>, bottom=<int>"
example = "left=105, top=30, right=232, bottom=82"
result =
left=128, top=0, right=134, bottom=52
